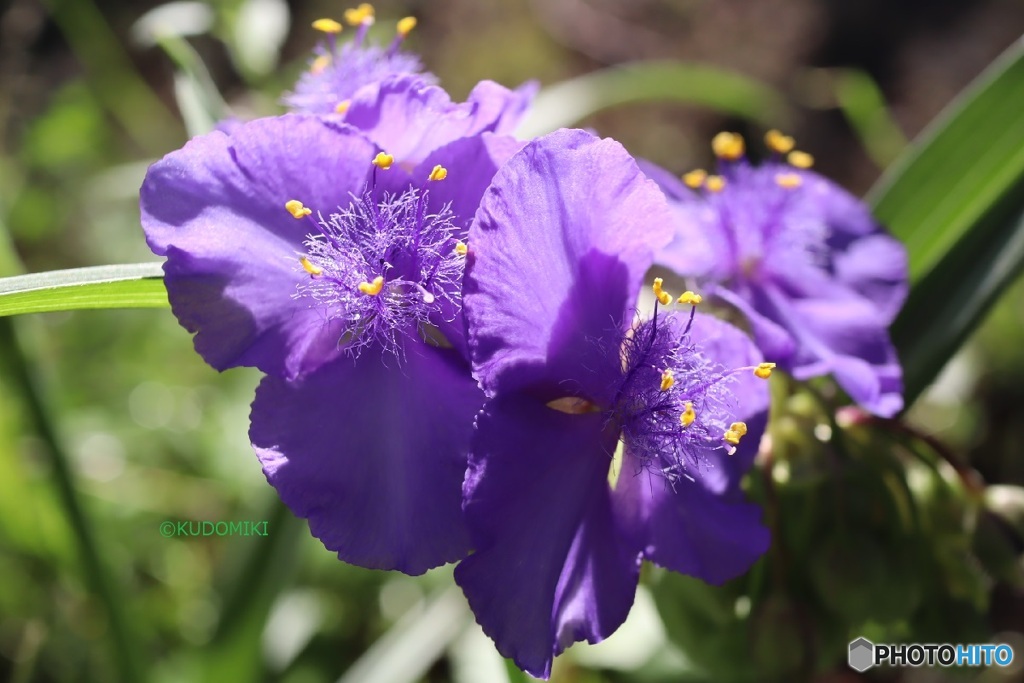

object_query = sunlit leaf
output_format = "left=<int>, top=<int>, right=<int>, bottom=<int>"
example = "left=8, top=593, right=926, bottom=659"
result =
left=0, top=264, right=168, bottom=317
left=869, top=38, right=1024, bottom=405
left=869, top=37, right=1024, bottom=281
left=515, top=61, right=789, bottom=138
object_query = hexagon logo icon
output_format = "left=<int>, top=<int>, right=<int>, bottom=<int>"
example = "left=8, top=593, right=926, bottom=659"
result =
left=849, top=637, right=875, bottom=672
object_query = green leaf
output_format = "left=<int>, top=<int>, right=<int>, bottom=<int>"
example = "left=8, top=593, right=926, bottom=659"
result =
left=156, top=34, right=230, bottom=137
left=0, top=263, right=168, bottom=317
left=831, top=68, right=907, bottom=168
left=868, top=38, right=1024, bottom=281
left=870, top=38, right=1024, bottom=406
left=515, top=61, right=790, bottom=138
left=892, top=205, right=1024, bottom=406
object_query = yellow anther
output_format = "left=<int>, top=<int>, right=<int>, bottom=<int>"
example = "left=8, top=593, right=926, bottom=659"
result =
left=372, top=152, right=394, bottom=169
left=358, top=276, right=384, bottom=296
left=300, top=256, right=323, bottom=277
left=285, top=200, right=312, bottom=219
left=397, top=16, right=417, bottom=37
left=754, top=362, right=776, bottom=379
left=788, top=150, right=814, bottom=169
left=705, top=175, right=726, bottom=193
left=764, top=129, right=795, bottom=154
left=652, top=278, right=672, bottom=306
left=310, top=54, right=331, bottom=75
left=454, top=241, right=468, bottom=256
left=712, top=131, right=745, bottom=160
left=344, top=3, right=375, bottom=25
left=682, top=169, right=707, bottom=189
left=677, top=290, right=702, bottom=305
left=335, top=99, right=351, bottom=114
left=680, top=401, right=696, bottom=427
left=775, top=172, right=802, bottom=189
left=660, top=369, right=675, bottom=392
left=729, top=421, right=748, bottom=436
left=312, top=18, right=343, bottom=34
left=428, top=165, right=448, bottom=182
left=723, top=428, right=743, bottom=446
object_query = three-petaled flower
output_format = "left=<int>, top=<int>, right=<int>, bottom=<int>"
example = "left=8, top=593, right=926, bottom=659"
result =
left=140, top=78, right=529, bottom=574
left=644, top=131, right=908, bottom=417
left=455, top=129, right=772, bottom=678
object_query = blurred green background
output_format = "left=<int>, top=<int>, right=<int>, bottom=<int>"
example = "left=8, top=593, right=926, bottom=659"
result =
left=2, top=0, right=1024, bottom=681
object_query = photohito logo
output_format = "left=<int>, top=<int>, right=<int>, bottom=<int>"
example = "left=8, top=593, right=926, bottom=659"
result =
left=849, top=637, right=1014, bottom=671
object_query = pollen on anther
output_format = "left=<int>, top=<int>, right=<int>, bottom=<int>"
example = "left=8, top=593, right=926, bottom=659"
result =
left=724, top=428, right=749, bottom=448
left=345, top=3, right=375, bottom=26
left=300, top=256, right=323, bottom=277
left=397, top=16, right=417, bottom=37
left=754, top=362, right=776, bottom=379
left=358, top=276, right=384, bottom=296
left=285, top=200, right=312, bottom=219
left=652, top=277, right=672, bottom=306
left=765, top=129, right=795, bottom=154
left=310, top=55, right=331, bottom=74
left=428, top=165, right=448, bottom=182
left=335, top=100, right=351, bottom=114
left=705, top=175, right=726, bottom=193
left=373, top=152, right=394, bottom=169
left=775, top=172, right=802, bottom=189
left=788, top=150, right=814, bottom=169
left=680, top=401, right=696, bottom=427
left=660, top=369, right=675, bottom=392
left=712, top=132, right=745, bottom=160
left=677, top=290, right=702, bottom=305
left=312, top=18, right=343, bottom=34
left=682, top=169, right=707, bottom=189
left=454, top=241, right=468, bottom=256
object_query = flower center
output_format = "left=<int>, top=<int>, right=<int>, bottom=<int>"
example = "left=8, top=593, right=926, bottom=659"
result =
left=286, top=5, right=436, bottom=115
left=611, top=280, right=773, bottom=485
left=284, top=166, right=464, bottom=357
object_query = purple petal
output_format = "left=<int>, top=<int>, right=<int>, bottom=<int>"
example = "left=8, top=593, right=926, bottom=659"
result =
left=456, top=395, right=641, bottom=678
left=140, top=115, right=381, bottom=379
left=615, top=450, right=770, bottom=583
left=344, top=75, right=535, bottom=167
left=765, top=284, right=904, bottom=417
left=832, top=233, right=908, bottom=323
left=711, top=285, right=797, bottom=365
left=464, top=129, right=674, bottom=401
left=685, top=311, right=771, bottom=489
left=386, top=133, right=525, bottom=360
left=250, top=342, right=482, bottom=575
left=640, top=161, right=731, bottom=279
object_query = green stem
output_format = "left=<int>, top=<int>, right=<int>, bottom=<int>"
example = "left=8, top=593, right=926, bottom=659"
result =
left=0, top=317, right=146, bottom=683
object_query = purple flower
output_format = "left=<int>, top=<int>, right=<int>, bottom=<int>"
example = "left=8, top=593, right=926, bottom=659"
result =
left=140, top=109, right=522, bottom=573
left=342, top=75, right=537, bottom=169
left=454, top=129, right=772, bottom=677
left=285, top=8, right=435, bottom=115
left=644, top=132, right=908, bottom=417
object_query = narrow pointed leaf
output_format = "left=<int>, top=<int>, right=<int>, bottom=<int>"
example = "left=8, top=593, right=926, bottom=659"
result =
left=868, top=37, right=1024, bottom=281
left=870, top=38, right=1024, bottom=405
left=515, top=61, right=789, bottom=138
left=0, top=263, right=168, bottom=317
